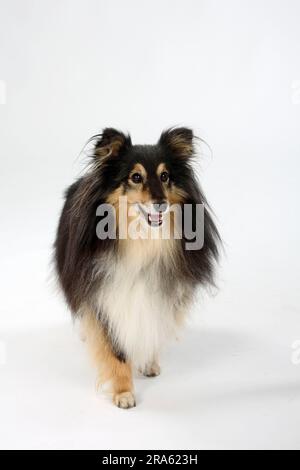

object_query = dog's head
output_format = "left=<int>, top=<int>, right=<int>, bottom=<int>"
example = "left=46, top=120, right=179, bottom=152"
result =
left=92, top=127, right=197, bottom=228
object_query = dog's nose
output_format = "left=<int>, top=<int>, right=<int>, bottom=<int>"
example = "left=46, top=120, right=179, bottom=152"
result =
left=153, top=201, right=168, bottom=213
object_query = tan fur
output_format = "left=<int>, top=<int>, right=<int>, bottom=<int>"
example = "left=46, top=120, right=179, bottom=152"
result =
left=106, top=186, right=124, bottom=206
left=81, top=308, right=135, bottom=407
left=126, top=165, right=152, bottom=205
left=107, top=162, right=186, bottom=211
left=80, top=189, right=191, bottom=408
left=108, top=185, right=185, bottom=242
left=167, top=186, right=187, bottom=204
left=106, top=185, right=151, bottom=238
left=118, top=231, right=177, bottom=262
left=95, top=135, right=126, bottom=158
left=126, top=187, right=152, bottom=204
left=111, top=164, right=186, bottom=207
left=168, top=134, right=193, bottom=156
left=156, top=162, right=168, bottom=176
left=129, top=163, right=147, bottom=181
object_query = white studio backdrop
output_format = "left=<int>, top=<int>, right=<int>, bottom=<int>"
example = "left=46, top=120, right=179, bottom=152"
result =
left=0, top=0, right=299, bottom=450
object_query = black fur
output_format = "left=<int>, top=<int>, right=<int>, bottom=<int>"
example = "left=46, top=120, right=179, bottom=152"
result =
left=54, top=127, right=220, bottom=315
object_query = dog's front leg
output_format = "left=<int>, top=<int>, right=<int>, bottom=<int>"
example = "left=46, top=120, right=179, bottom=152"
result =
left=81, top=309, right=136, bottom=408
left=110, top=358, right=136, bottom=409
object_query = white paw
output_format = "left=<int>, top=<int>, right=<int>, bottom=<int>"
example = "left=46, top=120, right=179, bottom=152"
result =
left=143, top=362, right=161, bottom=377
left=114, top=391, right=136, bottom=409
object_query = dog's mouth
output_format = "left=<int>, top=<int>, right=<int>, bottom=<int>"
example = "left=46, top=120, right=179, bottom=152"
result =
left=147, top=212, right=163, bottom=227
left=137, top=204, right=167, bottom=227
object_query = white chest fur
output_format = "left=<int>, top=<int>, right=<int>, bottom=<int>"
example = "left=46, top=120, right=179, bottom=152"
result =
left=95, top=239, right=186, bottom=369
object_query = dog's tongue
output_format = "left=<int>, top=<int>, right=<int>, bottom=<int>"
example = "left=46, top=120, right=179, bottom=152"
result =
left=149, top=213, right=160, bottom=222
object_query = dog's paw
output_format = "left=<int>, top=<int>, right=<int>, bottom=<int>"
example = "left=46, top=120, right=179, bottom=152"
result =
left=114, top=391, right=136, bottom=409
left=143, top=362, right=161, bottom=377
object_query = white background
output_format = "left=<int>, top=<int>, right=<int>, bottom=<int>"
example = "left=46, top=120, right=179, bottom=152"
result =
left=0, top=0, right=300, bottom=450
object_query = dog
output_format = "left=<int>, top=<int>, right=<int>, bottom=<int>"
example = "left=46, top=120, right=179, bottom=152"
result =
left=54, top=127, right=220, bottom=408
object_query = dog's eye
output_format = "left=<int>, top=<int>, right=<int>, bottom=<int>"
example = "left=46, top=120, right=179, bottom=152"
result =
left=160, top=171, right=169, bottom=183
left=131, top=173, right=143, bottom=184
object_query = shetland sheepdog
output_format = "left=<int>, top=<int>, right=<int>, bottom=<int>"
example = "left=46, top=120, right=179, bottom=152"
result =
left=54, top=127, right=220, bottom=408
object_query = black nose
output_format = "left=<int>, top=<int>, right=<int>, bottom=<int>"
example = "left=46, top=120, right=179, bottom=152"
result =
left=153, top=201, right=168, bottom=213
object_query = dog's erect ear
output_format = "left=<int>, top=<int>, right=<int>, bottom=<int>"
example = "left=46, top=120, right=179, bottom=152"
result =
left=158, top=127, right=194, bottom=158
left=94, top=128, right=131, bottom=159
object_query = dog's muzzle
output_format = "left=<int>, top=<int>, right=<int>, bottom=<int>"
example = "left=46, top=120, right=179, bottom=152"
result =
left=137, top=202, right=169, bottom=227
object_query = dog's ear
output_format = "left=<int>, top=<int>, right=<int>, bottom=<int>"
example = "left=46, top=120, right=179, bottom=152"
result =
left=94, top=128, right=131, bottom=159
left=158, top=127, right=194, bottom=158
